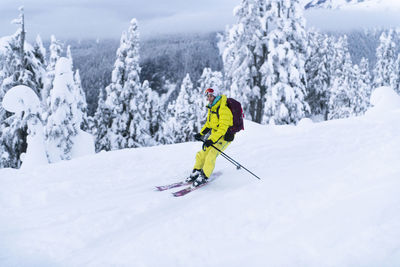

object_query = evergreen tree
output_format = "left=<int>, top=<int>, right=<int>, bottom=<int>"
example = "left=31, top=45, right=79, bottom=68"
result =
left=219, top=0, right=269, bottom=122
left=354, top=58, right=372, bottom=115
left=95, top=19, right=151, bottom=150
left=161, top=74, right=196, bottom=144
left=390, top=54, right=400, bottom=95
left=159, top=101, right=178, bottom=145
left=327, top=36, right=354, bottom=120
left=33, top=35, right=46, bottom=68
left=125, top=19, right=151, bottom=148
left=142, top=80, right=161, bottom=143
left=221, top=0, right=309, bottom=124
left=327, top=37, right=371, bottom=119
left=74, top=70, right=89, bottom=130
left=94, top=31, right=127, bottom=151
left=43, top=35, right=63, bottom=111
left=305, top=31, right=335, bottom=120
left=45, top=57, right=80, bottom=162
left=373, top=30, right=396, bottom=88
left=261, top=0, right=309, bottom=124
left=0, top=8, right=46, bottom=168
left=176, top=74, right=196, bottom=142
left=93, top=86, right=112, bottom=152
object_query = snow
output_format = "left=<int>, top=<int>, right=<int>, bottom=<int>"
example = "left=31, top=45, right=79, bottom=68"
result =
left=366, top=86, right=400, bottom=116
left=305, top=0, right=400, bottom=10
left=55, top=57, right=73, bottom=77
left=20, top=129, right=48, bottom=170
left=2, top=85, right=40, bottom=114
left=1, top=89, right=400, bottom=266
left=343, top=0, right=400, bottom=11
left=70, top=130, right=95, bottom=159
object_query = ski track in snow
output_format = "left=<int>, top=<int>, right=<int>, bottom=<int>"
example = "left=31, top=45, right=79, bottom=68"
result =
left=1, top=108, right=400, bottom=266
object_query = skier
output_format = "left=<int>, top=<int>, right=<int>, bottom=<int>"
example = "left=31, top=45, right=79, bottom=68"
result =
left=186, top=88, right=234, bottom=187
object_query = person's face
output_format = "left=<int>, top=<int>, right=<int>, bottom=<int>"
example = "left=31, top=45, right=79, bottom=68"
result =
left=207, top=94, right=215, bottom=105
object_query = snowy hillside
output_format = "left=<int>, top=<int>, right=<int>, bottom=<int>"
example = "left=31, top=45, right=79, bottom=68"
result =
left=1, top=87, right=400, bottom=266
left=305, top=0, right=400, bottom=10
left=305, top=0, right=368, bottom=9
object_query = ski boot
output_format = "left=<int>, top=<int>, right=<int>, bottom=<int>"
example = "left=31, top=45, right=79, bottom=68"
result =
left=185, top=169, right=201, bottom=183
left=193, top=171, right=208, bottom=187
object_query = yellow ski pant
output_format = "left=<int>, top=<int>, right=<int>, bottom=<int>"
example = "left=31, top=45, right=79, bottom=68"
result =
left=193, top=139, right=231, bottom=178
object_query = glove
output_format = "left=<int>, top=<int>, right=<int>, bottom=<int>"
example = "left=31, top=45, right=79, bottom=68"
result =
left=202, top=139, right=214, bottom=151
left=194, top=133, right=202, bottom=141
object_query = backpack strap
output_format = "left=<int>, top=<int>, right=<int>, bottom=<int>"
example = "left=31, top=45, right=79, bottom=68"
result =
left=210, top=106, right=220, bottom=121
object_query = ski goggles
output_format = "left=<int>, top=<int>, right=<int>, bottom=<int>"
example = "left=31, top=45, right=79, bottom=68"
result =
left=204, top=88, right=215, bottom=97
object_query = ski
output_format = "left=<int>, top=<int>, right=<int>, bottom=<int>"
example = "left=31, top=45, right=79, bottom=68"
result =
left=155, top=181, right=190, bottom=191
left=159, top=171, right=221, bottom=196
left=172, top=181, right=210, bottom=197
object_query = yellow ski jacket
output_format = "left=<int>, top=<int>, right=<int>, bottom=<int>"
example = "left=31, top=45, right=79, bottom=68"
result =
left=200, top=95, right=233, bottom=143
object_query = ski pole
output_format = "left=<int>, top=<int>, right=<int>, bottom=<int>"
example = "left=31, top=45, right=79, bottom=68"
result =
left=210, top=144, right=261, bottom=180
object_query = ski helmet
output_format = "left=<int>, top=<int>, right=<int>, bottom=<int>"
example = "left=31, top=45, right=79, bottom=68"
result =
left=204, top=88, right=218, bottom=97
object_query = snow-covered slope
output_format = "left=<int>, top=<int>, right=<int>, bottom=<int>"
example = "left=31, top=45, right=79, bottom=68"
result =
left=305, top=0, right=368, bottom=10
left=1, top=88, right=400, bottom=266
left=305, top=0, right=400, bottom=10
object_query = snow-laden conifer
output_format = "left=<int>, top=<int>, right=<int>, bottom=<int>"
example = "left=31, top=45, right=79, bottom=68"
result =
left=305, top=31, right=335, bottom=120
left=45, top=57, right=80, bottom=162
left=0, top=9, right=46, bottom=168
left=74, top=70, right=89, bottom=130
left=390, top=54, right=400, bottom=95
left=373, top=30, right=396, bottom=88
left=42, top=35, right=63, bottom=111
left=354, top=57, right=372, bottom=115
left=221, top=0, right=309, bottom=124
left=219, top=0, right=269, bottom=122
left=327, top=36, right=355, bottom=120
left=94, top=31, right=127, bottom=151
left=142, top=80, right=161, bottom=144
left=95, top=19, right=151, bottom=150
left=162, top=74, right=196, bottom=144
left=327, top=37, right=371, bottom=119
left=261, top=0, right=309, bottom=124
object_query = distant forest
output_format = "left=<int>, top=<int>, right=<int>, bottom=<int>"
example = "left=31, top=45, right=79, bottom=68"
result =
left=62, top=32, right=222, bottom=115
left=61, top=30, right=384, bottom=116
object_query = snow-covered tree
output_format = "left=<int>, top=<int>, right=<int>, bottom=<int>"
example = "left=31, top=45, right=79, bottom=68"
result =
left=327, top=36, right=355, bottom=120
left=161, top=74, right=196, bottom=144
left=0, top=8, right=46, bottom=168
left=390, top=53, right=400, bottom=95
left=261, top=0, right=309, bottom=125
left=219, top=0, right=269, bottom=122
left=94, top=30, right=127, bottom=151
left=42, top=35, right=63, bottom=111
left=95, top=18, right=151, bottom=150
left=2, top=85, right=47, bottom=169
left=74, top=70, right=89, bottom=130
left=305, top=31, right=335, bottom=120
left=93, top=85, right=112, bottom=152
left=373, top=30, right=396, bottom=88
left=221, top=0, right=309, bottom=124
left=354, top=57, right=372, bottom=115
left=33, top=35, right=46, bottom=68
left=142, top=80, right=162, bottom=142
left=45, top=57, right=80, bottom=162
left=176, top=74, right=196, bottom=142
left=327, top=37, right=371, bottom=119
left=125, top=19, right=152, bottom=148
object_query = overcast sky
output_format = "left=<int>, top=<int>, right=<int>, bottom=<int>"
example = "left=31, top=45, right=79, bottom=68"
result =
left=0, top=0, right=241, bottom=40
left=1, top=0, right=400, bottom=41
